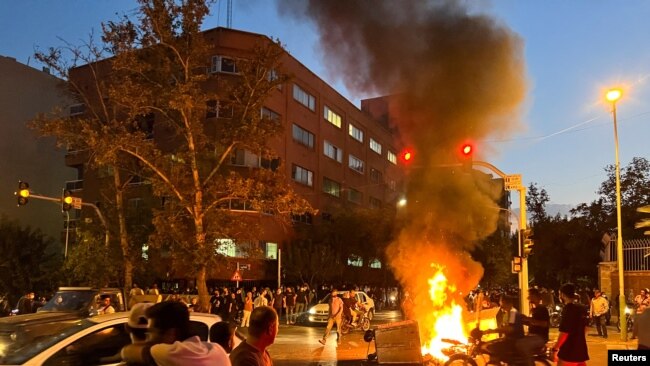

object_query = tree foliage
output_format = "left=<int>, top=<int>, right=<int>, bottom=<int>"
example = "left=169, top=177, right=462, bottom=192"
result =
left=0, top=216, right=63, bottom=304
left=32, top=0, right=311, bottom=307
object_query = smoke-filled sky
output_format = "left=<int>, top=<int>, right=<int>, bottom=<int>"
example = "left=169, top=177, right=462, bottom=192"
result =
left=2, top=0, right=650, bottom=210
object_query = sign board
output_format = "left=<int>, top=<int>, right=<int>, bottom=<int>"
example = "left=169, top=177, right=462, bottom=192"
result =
left=230, top=270, right=242, bottom=281
left=504, top=174, right=522, bottom=190
left=72, top=197, right=83, bottom=210
left=238, top=264, right=251, bottom=271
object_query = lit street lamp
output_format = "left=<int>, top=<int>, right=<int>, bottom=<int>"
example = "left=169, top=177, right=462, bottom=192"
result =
left=606, top=87, right=627, bottom=341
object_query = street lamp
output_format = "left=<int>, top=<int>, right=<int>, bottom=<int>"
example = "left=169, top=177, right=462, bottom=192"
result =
left=606, top=87, right=627, bottom=341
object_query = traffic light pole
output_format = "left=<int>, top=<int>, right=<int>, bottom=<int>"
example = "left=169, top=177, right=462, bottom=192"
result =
left=471, top=161, right=529, bottom=315
left=19, top=193, right=110, bottom=248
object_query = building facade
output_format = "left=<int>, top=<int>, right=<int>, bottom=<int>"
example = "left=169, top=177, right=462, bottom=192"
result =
left=64, top=28, right=406, bottom=283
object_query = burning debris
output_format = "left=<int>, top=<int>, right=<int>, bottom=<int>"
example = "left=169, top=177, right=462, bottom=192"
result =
left=279, top=0, right=527, bottom=361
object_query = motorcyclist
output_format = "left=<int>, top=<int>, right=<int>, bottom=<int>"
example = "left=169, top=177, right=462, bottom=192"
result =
left=480, top=295, right=525, bottom=363
left=341, top=292, right=355, bottom=325
left=348, top=289, right=364, bottom=325
left=517, top=288, right=550, bottom=366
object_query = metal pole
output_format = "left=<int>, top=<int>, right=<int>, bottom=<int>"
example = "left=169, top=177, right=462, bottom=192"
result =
left=278, top=248, right=282, bottom=290
left=64, top=210, right=70, bottom=259
left=236, top=262, right=240, bottom=289
left=612, top=101, right=627, bottom=341
left=519, top=187, right=529, bottom=316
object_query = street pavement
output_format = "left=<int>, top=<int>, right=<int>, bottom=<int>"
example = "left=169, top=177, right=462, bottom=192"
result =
left=239, top=310, right=638, bottom=365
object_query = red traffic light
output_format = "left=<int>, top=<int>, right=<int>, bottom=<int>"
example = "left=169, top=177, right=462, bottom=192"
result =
left=461, top=143, right=473, bottom=156
left=400, top=149, right=414, bottom=164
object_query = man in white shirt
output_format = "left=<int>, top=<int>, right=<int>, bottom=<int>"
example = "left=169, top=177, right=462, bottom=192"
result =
left=589, top=289, right=608, bottom=338
left=98, top=295, right=116, bottom=315
left=121, top=301, right=230, bottom=366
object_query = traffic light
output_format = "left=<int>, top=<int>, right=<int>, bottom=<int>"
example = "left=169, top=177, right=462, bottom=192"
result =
left=399, top=148, right=414, bottom=165
left=521, top=228, right=534, bottom=256
left=16, top=181, right=30, bottom=206
left=460, top=143, right=474, bottom=170
left=636, top=205, right=650, bottom=235
left=62, top=190, right=73, bottom=212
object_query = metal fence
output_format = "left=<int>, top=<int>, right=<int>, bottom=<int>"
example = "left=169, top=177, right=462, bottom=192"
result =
left=605, top=237, right=650, bottom=271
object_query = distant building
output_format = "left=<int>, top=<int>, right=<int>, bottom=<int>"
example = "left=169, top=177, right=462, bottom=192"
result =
left=0, top=55, right=76, bottom=241
left=65, top=28, right=406, bottom=282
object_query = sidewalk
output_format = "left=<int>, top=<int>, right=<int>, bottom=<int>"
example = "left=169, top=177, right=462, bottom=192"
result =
left=550, top=325, right=637, bottom=366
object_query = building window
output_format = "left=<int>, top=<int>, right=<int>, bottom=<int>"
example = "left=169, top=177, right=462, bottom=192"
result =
left=348, top=123, right=363, bottom=142
left=323, top=140, right=343, bottom=162
left=324, top=106, right=342, bottom=128
left=348, top=188, right=362, bottom=204
left=292, top=213, right=313, bottom=225
left=323, top=177, right=341, bottom=197
left=370, top=168, right=383, bottom=183
left=211, top=55, right=238, bottom=73
left=230, top=149, right=260, bottom=167
left=292, top=165, right=313, bottom=186
left=387, top=150, right=397, bottom=164
left=370, top=138, right=382, bottom=154
left=292, top=124, right=314, bottom=148
left=348, top=255, right=363, bottom=267
left=349, top=155, right=365, bottom=174
left=265, top=242, right=278, bottom=259
left=69, top=103, right=85, bottom=116
left=214, top=238, right=237, bottom=257
left=369, top=197, right=382, bottom=209
left=369, top=258, right=382, bottom=269
left=293, top=84, right=316, bottom=111
left=261, top=107, right=280, bottom=123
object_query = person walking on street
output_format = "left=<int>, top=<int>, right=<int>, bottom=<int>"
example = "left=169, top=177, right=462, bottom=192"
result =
left=271, top=288, right=285, bottom=324
left=295, top=285, right=308, bottom=319
left=589, top=289, right=608, bottom=338
left=285, top=287, right=297, bottom=325
left=552, top=284, right=589, bottom=365
left=230, top=306, right=277, bottom=366
left=319, top=289, right=344, bottom=345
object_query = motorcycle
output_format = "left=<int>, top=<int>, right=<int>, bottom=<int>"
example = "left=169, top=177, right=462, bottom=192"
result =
left=340, top=308, right=371, bottom=334
left=548, top=304, right=562, bottom=328
left=616, top=306, right=634, bottom=333
left=442, top=328, right=552, bottom=366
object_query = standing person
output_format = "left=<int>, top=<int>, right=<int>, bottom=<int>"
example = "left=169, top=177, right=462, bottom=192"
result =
left=589, top=289, right=608, bottom=338
left=254, top=289, right=269, bottom=308
left=285, top=287, right=297, bottom=324
left=241, top=291, right=254, bottom=327
left=210, top=289, right=222, bottom=316
left=295, top=285, right=308, bottom=319
left=129, top=283, right=145, bottom=309
left=16, top=292, right=34, bottom=315
left=632, top=288, right=650, bottom=339
left=319, top=289, right=344, bottom=345
left=230, top=306, right=278, bottom=366
left=271, top=289, right=285, bottom=323
left=121, top=301, right=230, bottom=365
left=518, top=289, right=550, bottom=366
left=147, top=283, right=160, bottom=296
left=552, top=283, right=589, bottom=365
left=228, top=292, right=240, bottom=323
left=210, top=321, right=237, bottom=353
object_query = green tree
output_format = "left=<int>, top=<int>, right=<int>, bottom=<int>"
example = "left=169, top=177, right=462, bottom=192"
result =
left=0, top=216, right=63, bottom=304
left=34, top=0, right=310, bottom=307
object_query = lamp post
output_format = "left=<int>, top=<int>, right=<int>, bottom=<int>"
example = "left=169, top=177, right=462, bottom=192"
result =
left=606, top=88, right=627, bottom=341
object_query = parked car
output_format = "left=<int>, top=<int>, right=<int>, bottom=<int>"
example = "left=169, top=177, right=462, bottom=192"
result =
left=37, top=287, right=126, bottom=317
left=301, top=291, right=375, bottom=325
left=0, top=311, right=228, bottom=365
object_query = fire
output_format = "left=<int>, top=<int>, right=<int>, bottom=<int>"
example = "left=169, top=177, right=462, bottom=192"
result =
left=419, top=265, right=468, bottom=360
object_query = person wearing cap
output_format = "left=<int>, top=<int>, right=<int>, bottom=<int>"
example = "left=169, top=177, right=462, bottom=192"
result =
left=319, top=289, right=344, bottom=345
left=98, top=295, right=116, bottom=315
left=121, top=301, right=230, bottom=366
left=552, top=283, right=589, bottom=365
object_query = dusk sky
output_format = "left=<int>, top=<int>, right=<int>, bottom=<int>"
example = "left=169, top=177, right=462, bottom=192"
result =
left=2, top=0, right=649, bottom=209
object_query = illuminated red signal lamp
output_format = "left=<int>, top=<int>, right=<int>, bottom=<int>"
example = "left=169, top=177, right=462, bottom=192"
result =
left=461, top=143, right=473, bottom=156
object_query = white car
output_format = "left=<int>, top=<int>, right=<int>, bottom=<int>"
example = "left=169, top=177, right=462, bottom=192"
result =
left=0, top=311, right=235, bottom=365
left=304, top=291, right=375, bottom=324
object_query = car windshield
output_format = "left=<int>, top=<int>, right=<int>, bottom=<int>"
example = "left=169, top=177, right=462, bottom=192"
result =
left=38, top=291, right=95, bottom=313
left=0, top=318, right=95, bottom=364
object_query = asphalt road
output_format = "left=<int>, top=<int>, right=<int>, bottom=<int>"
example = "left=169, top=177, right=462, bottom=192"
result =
left=236, top=310, right=638, bottom=365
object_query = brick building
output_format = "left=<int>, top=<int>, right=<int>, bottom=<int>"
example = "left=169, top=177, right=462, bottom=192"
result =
left=65, top=27, right=406, bottom=283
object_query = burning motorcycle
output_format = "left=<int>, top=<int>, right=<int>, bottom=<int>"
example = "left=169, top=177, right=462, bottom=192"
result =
left=441, top=328, right=552, bottom=366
